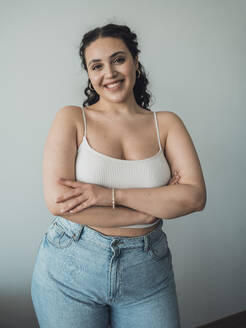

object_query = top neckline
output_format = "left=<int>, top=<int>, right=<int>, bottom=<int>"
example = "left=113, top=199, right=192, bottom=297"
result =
left=77, top=106, right=164, bottom=163
left=78, top=136, right=163, bottom=162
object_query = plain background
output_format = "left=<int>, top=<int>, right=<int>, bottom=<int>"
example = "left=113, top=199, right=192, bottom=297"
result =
left=1, top=0, right=245, bottom=327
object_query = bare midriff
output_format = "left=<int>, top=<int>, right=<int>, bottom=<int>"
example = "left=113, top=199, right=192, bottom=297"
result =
left=86, top=221, right=160, bottom=237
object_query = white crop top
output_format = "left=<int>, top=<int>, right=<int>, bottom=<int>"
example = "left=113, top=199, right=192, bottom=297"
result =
left=75, top=107, right=171, bottom=228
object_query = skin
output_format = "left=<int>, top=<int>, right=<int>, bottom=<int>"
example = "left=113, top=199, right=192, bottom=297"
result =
left=49, top=36, right=206, bottom=236
left=56, top=36, right=182, bottom=234
left=56, top=172, right=181, bottom=209
left=84, top=36, right=143, bottom=116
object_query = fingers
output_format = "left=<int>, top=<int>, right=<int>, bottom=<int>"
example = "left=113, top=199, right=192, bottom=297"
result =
left=68, top=202, right=88, bottom=213
left=57, top=178, right=82, bottom=188
left=56, top=188, right=82, bottom=203
left=169, top=171, right=181, bottom=185
left=173, top=172, right=180, bottom=184
left=59, top=195, right=88, bottom=213
left=174, top=172, right=180, bottom=184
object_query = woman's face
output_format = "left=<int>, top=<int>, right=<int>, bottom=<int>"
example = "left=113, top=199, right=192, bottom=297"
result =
left=85, top=37, right=138, bottom=103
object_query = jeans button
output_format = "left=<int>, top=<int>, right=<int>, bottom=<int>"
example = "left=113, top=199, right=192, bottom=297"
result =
left=112, top=240, right=122, bottom=246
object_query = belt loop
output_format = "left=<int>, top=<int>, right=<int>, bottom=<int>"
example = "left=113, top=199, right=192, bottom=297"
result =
left=143, top=234, right=150, bottom=252
left=72, top=225, right=85, bottom=241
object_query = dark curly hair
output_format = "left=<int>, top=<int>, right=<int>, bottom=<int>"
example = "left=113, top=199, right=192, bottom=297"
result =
left=79, top=23, right=153, bottom=110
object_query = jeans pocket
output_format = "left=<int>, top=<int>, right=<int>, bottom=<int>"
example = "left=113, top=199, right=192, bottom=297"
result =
left=46, top=220, right=73, bottom=249
left=148, top=233, right=169, bottom=262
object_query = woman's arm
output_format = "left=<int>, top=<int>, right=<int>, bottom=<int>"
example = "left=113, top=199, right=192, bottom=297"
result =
left=42, top=106, right=154, bottom=226
left=56, top=205, right=157, bottom=227
left=115, top=111, right=207, bottom=220
left=54, top=172, right=181, bottom=227
left=115, top=184, right=204, bottom=220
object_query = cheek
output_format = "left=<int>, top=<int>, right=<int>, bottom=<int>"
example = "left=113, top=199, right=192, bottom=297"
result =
left=90, top=75, right=101, bottom=87
left=127, top=68, right=137, bottom=85
left=125, top=64, right=135, bottom=76
left=127, top=66, right=137, bottom=82
left=94, top=76, right=101, bottom=85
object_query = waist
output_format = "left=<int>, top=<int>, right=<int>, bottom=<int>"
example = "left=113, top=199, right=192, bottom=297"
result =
left=87, top=220, right=161, bottom=237
left=50, top=216, right=164, bottom=244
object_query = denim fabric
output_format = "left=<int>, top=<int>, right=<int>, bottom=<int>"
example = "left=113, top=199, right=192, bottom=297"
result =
left=31, top=216, right=181, bottom=328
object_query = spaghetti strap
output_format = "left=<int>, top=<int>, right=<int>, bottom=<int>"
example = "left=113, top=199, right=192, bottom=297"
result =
left=153, top=112, right=162, bottom=151
left=81, top=107, right=87, bottom=138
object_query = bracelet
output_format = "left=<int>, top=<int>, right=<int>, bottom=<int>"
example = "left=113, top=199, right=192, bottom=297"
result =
left=112, top=188, right=116, bottom=209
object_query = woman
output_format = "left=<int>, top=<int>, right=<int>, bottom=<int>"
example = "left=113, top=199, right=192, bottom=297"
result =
left=31, top=23, right=206, bottom=328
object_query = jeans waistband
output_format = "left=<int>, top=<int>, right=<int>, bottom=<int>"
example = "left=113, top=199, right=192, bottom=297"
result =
left=50, top=216, right=165, bottom=252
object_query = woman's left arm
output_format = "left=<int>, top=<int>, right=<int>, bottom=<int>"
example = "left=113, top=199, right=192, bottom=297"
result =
left=115, top=111, right=207, bottom=220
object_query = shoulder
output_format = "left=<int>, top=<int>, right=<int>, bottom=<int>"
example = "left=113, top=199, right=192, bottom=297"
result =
left=155, top=110, right=184, bottom=123
left=55, top=105, right=82, bottom=126
left=57, top=105, right=82, bottom=117
left=155, top=110, right=187, bottom=132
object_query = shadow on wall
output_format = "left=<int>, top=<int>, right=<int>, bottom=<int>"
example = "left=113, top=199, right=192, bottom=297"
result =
left=0, top=292, right=39, bottom=328
left=0, top=292, right=115, bottom=327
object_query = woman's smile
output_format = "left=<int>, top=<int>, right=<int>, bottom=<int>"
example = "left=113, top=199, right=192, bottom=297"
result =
left=104, top=79, right=125, bottom=91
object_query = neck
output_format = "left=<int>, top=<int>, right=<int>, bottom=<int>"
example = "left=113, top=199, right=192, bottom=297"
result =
left=94, top=95, right=145, bottom=117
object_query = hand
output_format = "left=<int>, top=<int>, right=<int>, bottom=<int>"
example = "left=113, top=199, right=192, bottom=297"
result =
left=168, top=170, right=181, bottom=185
left=56, top=178, right=112, bottom=214
left=56, top=171, right=181, bottom=214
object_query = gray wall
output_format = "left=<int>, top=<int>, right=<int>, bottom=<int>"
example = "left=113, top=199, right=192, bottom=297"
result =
left=1, top=0, right=245, bottom=327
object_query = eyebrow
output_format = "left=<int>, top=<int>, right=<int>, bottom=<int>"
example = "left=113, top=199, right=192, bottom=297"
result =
left=88, top=51, right=126, bottom=67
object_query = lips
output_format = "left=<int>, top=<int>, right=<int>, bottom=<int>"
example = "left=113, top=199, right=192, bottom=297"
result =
left=104, top=79, right=124, bottom=88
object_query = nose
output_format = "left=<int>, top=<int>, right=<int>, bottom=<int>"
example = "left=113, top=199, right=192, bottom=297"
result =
left=104, top=63, right=117, bottom=78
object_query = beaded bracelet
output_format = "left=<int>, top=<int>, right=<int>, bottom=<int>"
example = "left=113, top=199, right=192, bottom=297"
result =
left=112, top=188, right=116, bottom=209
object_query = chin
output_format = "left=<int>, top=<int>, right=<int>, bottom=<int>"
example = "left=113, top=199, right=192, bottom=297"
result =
left=106, top=94, right=130, bottom=103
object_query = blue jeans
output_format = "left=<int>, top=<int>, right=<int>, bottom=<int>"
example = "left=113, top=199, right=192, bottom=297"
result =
left=31, top=216, right=181, bottom=328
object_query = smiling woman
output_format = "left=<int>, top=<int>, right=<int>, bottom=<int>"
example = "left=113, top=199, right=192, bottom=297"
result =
left=83, top=37, right=141, bottom=108
left=31, top=22, right=206, bottom=328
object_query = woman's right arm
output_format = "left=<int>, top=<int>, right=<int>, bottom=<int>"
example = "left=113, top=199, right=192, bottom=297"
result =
left=42, top=106, right=154, bottom=226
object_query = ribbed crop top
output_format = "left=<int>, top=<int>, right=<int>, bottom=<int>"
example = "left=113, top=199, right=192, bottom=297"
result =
left=75, top=107, right=171, bottom=228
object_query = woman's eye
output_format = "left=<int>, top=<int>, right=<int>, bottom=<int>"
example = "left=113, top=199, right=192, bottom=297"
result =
left=114, top=57, right=125, bottom=63
left=92, top=57, right=125, bottom=71
left=92, top=64, right=101, bottom=70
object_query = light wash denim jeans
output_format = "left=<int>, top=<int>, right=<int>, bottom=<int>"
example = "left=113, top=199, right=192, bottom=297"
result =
left=31, top=216, right=181, bottom=328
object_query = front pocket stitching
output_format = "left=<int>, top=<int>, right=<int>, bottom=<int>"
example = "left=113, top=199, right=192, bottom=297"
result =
left=148, top=235, right=167, bottom=261
left=46, top=224, right=73, bottom=249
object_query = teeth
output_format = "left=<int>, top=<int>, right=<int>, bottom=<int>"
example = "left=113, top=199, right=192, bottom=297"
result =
left=106, top=81, right=122, bottom=88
